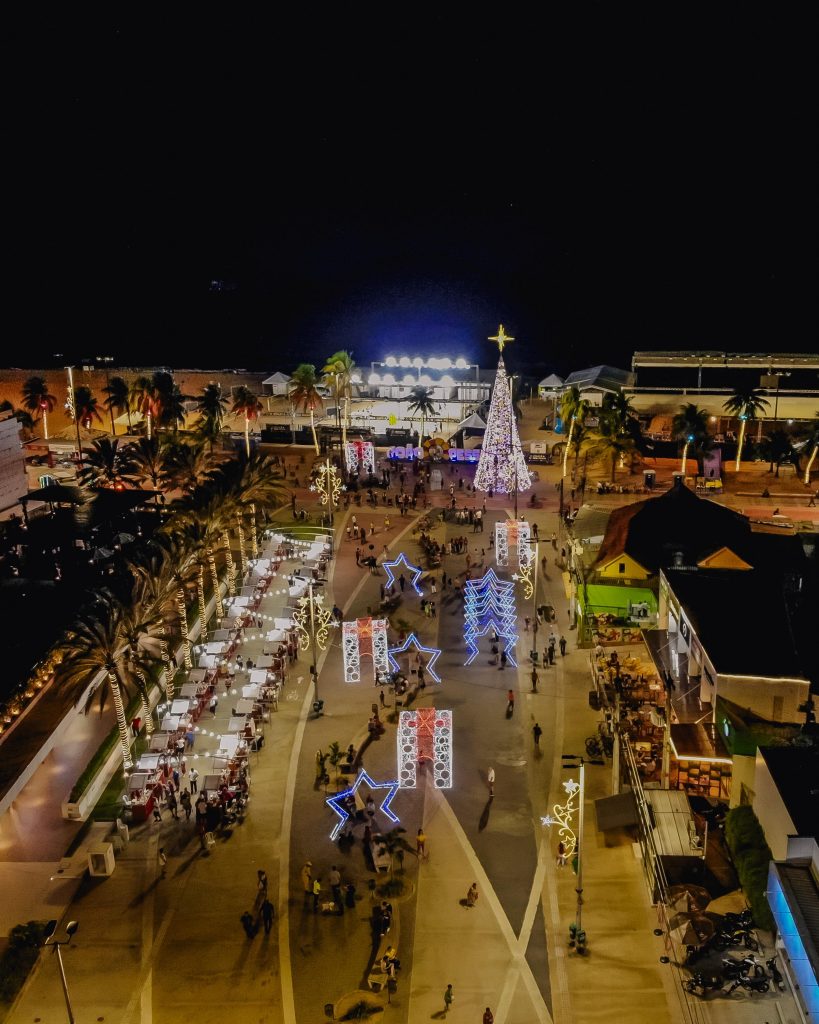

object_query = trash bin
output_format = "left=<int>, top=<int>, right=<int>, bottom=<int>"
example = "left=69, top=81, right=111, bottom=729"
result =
left=88, top=842, right=115, bottom=877
left=643, top=469, right=656, bottom=489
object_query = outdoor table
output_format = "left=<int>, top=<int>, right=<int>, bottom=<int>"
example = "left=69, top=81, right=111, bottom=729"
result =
left=161, top=714, right=182, bottom=732
left=188, top=668, right=208, bottom=683
left=249, top=669, right=269, bottom=684
left=211, top=628, right=231, bottom=641
left=242, top=683, right=259, bottom=698
left=149, top=733, right=173, bottom=751
left=274, top=617, right=293, bottom=630
left=179, top=682, right=203, bottom=698
left=235, top=698, right=256, bottom=715
left=228, top=715, right=251, bottom=733
left=204, top=641, right=227, bottom=655
left=170, top=698, right=192, bottom=715
left=254, top=656, right=274, bottom=669
left=198, top=653, right=219, bottom=669
left=266, top=628, right=286, bottom=643
left=217, top=734, right=241, bottom=756
left=137, top=753, right=163, bottom=771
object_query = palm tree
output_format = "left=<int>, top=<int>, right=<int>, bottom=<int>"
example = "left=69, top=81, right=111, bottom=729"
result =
left=160, top=439, right=214, bottom=496
left=802, top=413, right=819, bottom=484
left=763, top=429, right=797, bottom=478
left=195, top=383, right=229, bottom=452
left=57, top=597, right=137, bottom=769
left=322, top=350, right=357, bottom=445
left=128, top=547, right=180, bottom=697
left=127, top=436, right=167, bottom=499
left=119, top=579, right=165, bottom=735
left=289, top=364, right=323, bottom=454
left=588, top=415, right=636, bottom=483
left=153, top=531, right=199, bottom=669
left=21, top=376, right=57, bottom=440
left=129, top=375, right=155, bottom=438
left=231, top=386, right=263, bottom=457
left=672, top=403, right=710, bottom=476
left=71, top=386, right=103, bottom=470
left=560, top=386, right=589, bottom=478
left=723, top=387, right=770, bottom=471
left=406, top=385, right=437, bottom=447
left=78, top=438, right=135, bottom=490
left=102, top=375, right=131, bottom=434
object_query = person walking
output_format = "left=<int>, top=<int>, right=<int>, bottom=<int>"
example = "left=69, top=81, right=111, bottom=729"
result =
left=487, top=766, right=495, bottom=796
left=530, top=667, right=539, bottom=692
left=499, top=649, right=507, bottom=671
left=483, top=1010, right=495, bottom=1024
left=189, top=767, right=199, bottom=793
left=416, top=827, right=427, bottom=858
left=260, top=898, right=275, bottom=935
left=240, top=910, right=256, bottom=938
left=301, top=861, right=313, bottom=907
left=559, top=635, right=567, bottom=656
left=166, top=789, right=179, bottom=820
left=329, top=865, right=342, bottom=908
left=312, top=876, right=322, bottom=913
left=506, top=689, right=515, bottom=713
left=257, top=869, right=268, bottom=898
left=158, top=847, right=167, bottom=877
left=443, top=984, right=454, bottom=1015
left=180, top=790, right=192, bottom=820
left=466, top=882, right=479, bottom=907
left=533, top=722, right=543, bottom=747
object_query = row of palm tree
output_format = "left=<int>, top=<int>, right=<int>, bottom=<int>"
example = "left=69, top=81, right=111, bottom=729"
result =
left=54, top=451, right=288, bottom=769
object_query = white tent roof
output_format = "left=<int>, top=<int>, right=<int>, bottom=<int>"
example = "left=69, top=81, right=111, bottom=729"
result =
left=457, top=412, right=486, bottom=430
left=538, top=374, right=564, bottom=388
left=262, top=371, right=291, bottom=385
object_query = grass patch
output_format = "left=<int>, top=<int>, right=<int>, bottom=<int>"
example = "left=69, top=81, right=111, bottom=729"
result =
left=67, top=692, right=145, bottom=804
left=0, top=920, right=49, bottom=1008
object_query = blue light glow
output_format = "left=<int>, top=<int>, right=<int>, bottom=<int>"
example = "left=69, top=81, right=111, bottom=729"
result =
left=463, top=568, right=518, bottom=666
left=388, top=632, right=442, bottom=682
left=382, top=552, right=424, bottom=596
left=325, top=769, right=400, bottom=841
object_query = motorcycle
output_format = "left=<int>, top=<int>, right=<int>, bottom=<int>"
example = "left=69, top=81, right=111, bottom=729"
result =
left=767, top=957, right=786, bottom=992
left=724, top=974, right=769, bottom=995
left=683, top=972, right=723, bottom=995
left=714, top=927, right=760, bottom=952
left=721, top=954, right=765, bottom=980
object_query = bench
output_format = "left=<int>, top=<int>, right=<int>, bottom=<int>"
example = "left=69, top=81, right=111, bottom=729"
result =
left=367, top=916, right=400, bottom=991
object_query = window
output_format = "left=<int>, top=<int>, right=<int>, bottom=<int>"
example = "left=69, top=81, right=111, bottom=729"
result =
left=619, top=562, right=626, bottom=574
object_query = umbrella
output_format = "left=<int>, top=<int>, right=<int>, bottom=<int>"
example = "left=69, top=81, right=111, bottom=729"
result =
left=52, top=424, right=109, bottom=442
left=666, top=884, right=712, bottom=913
left=113, top=532, right=135, bottom=546
left=706, top=890, right=749, bottom=916
left=670, top=913, right=716, bottom=950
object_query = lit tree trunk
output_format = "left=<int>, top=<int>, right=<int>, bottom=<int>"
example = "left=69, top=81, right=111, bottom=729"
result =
left=562, top=416, right=575, bottom=478
left=147, top=410, right=152, bottom=440
left=136, top=670, right=154, bottom=735
left=236, top=516, right=247, bottom=579
left=222, top=530, right=236, bottom=596
left=108, top=671, right=133, bottom=769
left=244, top=412, right=250, bottom=457
left=207, top=545, right=222, bottom=615
left=249, top=503, right=258, bottom=558
left=159, top=626, right=173, bottom=699
left=342, top=395, right=349, bottom=448
left=197, top=563, right=207, bottom=639
left=43, top=408, right=49, bottom=440
left=310, top=408, right=320, bottom=454
left=735, top=417, right=747, bottom=471
left=680, top=441, right=690, bottom=476
left=176, top=586, right=192, bottom=669
left=805, top=443, right=818, bottom=484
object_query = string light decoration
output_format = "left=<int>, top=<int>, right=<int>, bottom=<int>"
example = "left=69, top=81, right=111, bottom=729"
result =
left=342, top=617, right=389, bottom=683
left=325, top=769, right=400, bottom=840
left=293, top=586, right=333, bottom=652
left=397, top=708, right=452, bottom=789
left=463, top=568, right=518, bottom=666
left=344, top=440, right=376, bottom=476
left=309, top=458, right=343, bottom=507
left=388, top=633, right=442, bottom=683
left=541, top=777, right=581, bottom=856
left=514, top=539, right=535, bottom=600
left=382, top=552, right=424, bottom=596
left=494, top=518, right=531, bottom=569
left=474, top=326, right=531, bottom=496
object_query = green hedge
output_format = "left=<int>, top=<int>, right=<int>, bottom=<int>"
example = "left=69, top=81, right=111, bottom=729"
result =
left=724, top=806, right=775, bottom=932
left=68, top=691, right=144, bottom=804
left=0, top=920, right=49, bottom=1005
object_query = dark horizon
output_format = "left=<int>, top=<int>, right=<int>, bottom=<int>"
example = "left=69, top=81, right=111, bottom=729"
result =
left=3, top=17, right=815, bottom=379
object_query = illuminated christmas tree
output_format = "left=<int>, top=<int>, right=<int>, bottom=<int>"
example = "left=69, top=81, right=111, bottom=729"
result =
left=474, top=325, right=531, bottom=495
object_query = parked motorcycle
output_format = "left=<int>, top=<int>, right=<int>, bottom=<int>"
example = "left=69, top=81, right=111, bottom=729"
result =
left=767, top=957, right=786, bottom=992
left=724, top=974, right=769, bottom=995
left=721, top=954, right=765, bottom=980
left=714, top=927, right=760, bottom=952
left=683, top=972, right=723, bottom=995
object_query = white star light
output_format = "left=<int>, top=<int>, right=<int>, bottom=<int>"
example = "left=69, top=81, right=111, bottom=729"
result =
left=563, top=778, right=580, bottom=795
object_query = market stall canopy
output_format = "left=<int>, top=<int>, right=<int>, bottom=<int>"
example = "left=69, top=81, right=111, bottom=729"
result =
left=538, top=373, right=564, bottom=389
left=456, top=411, right=486, bottom=431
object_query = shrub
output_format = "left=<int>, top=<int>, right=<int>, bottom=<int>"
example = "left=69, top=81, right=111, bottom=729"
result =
left=724, top=806, right=775, bottom=932
left=0, top=920, right=49, bottom=1004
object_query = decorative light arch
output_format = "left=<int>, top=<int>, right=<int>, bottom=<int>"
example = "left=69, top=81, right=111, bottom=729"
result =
left=342, top=617, right=389, bottom=683
left=397, top=708, right=452, bottom=789
left=495, top=518, right=531, bottom=569
left=463, top=568, right=518, bottom=666
left=345, top=440, right=376, bottom=476
left=387, top=633, right=442, bottom=683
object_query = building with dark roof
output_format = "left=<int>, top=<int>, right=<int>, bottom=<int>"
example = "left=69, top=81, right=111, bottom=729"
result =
left=561, top=364, right=634, bottom=406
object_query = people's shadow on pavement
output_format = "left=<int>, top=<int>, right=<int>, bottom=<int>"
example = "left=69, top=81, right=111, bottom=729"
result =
left=478, top=797, right=493, bottom=832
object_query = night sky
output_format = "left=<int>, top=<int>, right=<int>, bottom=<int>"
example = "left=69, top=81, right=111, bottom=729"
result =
left=4, top=14, right=814, bottom=378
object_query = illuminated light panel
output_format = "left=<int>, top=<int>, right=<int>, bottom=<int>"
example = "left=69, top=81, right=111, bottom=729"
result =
left=382, top=552, right=424, bottom=596
left=397, top=708, right=452, bottom=789
left=387, top=632, right=442, bottom=683
left=344, top=440, right=376, bottom=476
left=326, top=769, right=400, bottom=840
left=342, top=617, right=389, bottom=683
left=463, top=568, right=518, bottom=666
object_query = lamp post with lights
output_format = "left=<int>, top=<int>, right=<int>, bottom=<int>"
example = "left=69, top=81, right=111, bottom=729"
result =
left=310, top=456, right=343, bottom=526
left=43, top=919, right=79, bottom=1024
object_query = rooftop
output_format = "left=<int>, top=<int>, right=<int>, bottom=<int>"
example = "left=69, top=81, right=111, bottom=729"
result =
left=760, top=747, right=819, bottom=839
left=563, top=364, right=634, bottom=392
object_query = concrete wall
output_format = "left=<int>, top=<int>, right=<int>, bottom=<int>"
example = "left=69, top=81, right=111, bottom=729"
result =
left=627, top=389, right=819, bottom=424
left=753, top=752, right=797, bottom=861
left=719, top=673, right=809, bottom=726
left=729, top=754, right=756, bottom=808
left=0, top=414, right=27, bottom=511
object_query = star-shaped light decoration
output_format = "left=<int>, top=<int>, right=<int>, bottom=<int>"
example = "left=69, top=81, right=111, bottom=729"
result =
left=325, top=769, right=400, bottom=840
left=541, top=778, right=580, bottom=855
left=388, top=632, right=442, bottom=682
left=382, top=552, right=424, bottom=596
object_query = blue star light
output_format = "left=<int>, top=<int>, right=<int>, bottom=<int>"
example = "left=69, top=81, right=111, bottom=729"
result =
left=388, top=632, right=443, bottom=682
left=325, top=769, right=400, bottom=840
left=382, top=552, right=424, bottom=596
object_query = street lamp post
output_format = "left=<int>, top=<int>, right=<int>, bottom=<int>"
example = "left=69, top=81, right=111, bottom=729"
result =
left=43, top=920, right=79, bottom=1024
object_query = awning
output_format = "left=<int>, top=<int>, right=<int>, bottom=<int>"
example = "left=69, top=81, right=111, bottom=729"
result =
left=595, top=792, right=638, bottom=830
left=670, top=724, right=732, bottom=763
